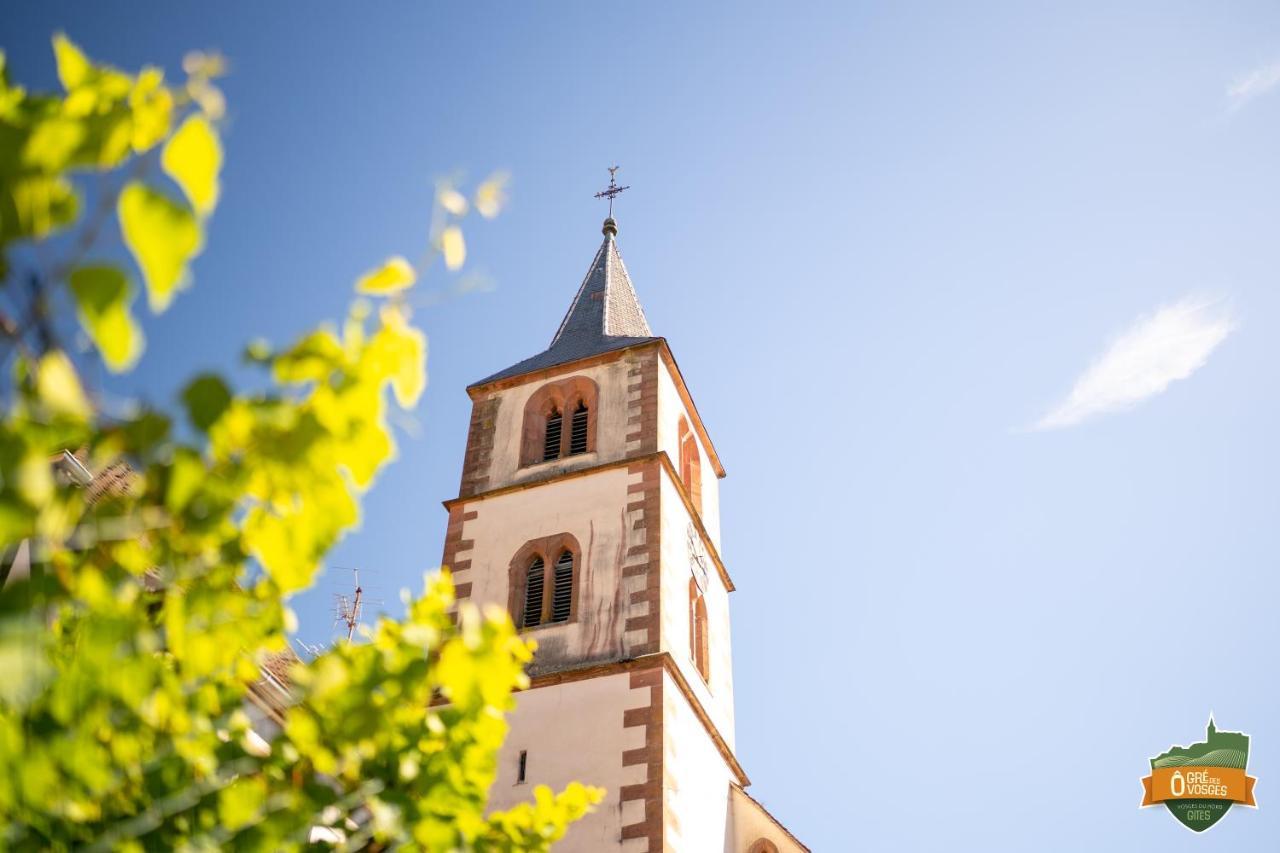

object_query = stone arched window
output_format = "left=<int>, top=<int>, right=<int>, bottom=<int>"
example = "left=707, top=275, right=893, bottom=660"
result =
left=509, top=533, right=581, bottom=629
left=677, top=416, right=702, bottom=515
left=748, top=840, right=779, bottom=853
left=689, top=577, right=710, bottom=683
left=521, top=376, right=599, bottom=466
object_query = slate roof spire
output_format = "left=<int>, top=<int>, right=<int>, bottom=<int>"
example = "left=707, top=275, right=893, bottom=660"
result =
left=472, top=218, right=659, bottom=387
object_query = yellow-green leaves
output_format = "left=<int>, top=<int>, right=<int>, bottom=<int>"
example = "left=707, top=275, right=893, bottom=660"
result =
left=69, top=265, right=143, bottom=372
left=35, top=350, right=90, bottom=418
left=217, top=776, right=266, bottom=831
left=0, top=36, right=562, bottom=852
left=440, top=225, right=465, bottom=270
left=118, top=183, right=201, bottom=312
left=127, top=67, right=174, bottom=153
left=482, top=782, right=605, bottom=848
left=18, top=37, right=222, bottom=328
left=356, top=255, right=416, bottom=295
left=52, top=33, right=90, bottom=91
left=51, top=33, right=134, bottom=122
left=23, top=117, right=85, bottom=171
left=372, top=305, right=426, bottom=408
left=161, top=114, right=221, bottom=216
left=5, top=175, right=79, bottom=241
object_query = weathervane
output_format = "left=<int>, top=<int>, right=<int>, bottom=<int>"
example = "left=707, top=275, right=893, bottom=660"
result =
left=594, top=165, right=630, bottom=218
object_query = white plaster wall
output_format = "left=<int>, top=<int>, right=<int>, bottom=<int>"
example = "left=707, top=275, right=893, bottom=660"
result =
left=490, top=672, right=648, bottom=852
left=658, top=473, right=736, bottom=747
left=656, top=359, right=722, bottom=550
left=727, top=785, right=808, bottom=853
left=483, top=357, right=638, bottom=493
left=663, top=669, right=735, bottom=852
left=455, top=466, right=647, bottom=671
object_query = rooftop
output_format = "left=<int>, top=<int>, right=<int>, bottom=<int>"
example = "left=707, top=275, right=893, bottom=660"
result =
left=471, top=218, right=660, bottom=387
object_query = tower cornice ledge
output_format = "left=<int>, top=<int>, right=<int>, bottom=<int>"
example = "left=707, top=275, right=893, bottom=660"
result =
left=442, top=450, right=734, bottom=592
left=523, top=651, right=750, bottom=788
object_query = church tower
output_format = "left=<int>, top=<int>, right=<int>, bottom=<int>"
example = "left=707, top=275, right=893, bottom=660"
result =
left=441, top=215, right=804, bottom=852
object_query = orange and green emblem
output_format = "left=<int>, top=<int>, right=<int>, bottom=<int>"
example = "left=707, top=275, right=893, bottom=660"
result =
left=1141, top=716, right=1257, bottom=832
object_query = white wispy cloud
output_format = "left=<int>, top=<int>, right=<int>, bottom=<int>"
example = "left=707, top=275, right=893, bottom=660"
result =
left=1227, top=61, right=1280, bottom=111
left=1033, top=296, right=1236, bottom=431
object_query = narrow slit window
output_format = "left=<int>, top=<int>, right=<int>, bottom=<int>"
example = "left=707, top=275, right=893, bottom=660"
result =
left=569, top=400, right=589, bottom=455
left=517, top=750, right=528, bottom=784
left=522, top=557, right=544, bottom=628
left=543, top=409, right=562, bottom=461
left=550, top=551, right=574, bottom=623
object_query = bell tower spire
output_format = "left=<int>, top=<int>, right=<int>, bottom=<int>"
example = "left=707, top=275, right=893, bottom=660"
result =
left=436, top=192, right=801, bottom=850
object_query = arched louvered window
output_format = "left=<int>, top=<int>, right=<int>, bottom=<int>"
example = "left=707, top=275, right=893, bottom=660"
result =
left=542, top=408, right=562, bottom=462
left=550, top=551, right=574, bottom=622
left=689, top=578, right=710, bottom=682
left=569, top=401, right=589, bottom=456
left=510, top=536, right=580, bottom=630
left=522, top=556, right=545, bottom=628
left=520, top=378, right=598, bottom=467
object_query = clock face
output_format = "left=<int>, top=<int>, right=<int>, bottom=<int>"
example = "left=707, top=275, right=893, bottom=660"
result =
left=687, top=523, right=709, bottom=593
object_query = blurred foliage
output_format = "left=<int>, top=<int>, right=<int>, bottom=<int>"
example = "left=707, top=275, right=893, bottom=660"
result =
left=0, top=35, right=600, bottom=850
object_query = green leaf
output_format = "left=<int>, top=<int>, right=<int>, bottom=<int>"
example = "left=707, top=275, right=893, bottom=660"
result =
left=5, top=175, right=79, bottom=241
left=35, top=350, right=90, bottom=418
left=164, top=447, right=204, bottom=513
left=160, top=114, right=221, bottom=216
left=68, top=265, right=144, bottom=372
left=217, top=776, right=265, bottom=831
left=52, top=34, right=90, bottom=91
left=118, top=182, right=201, bottom=312
left=356, top=256, right=416, bottom=295
left=182, top=374, right=231, bottom=431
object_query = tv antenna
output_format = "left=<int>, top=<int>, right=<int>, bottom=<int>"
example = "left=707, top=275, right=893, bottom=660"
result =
left=333, top=567, right=365, bottom=642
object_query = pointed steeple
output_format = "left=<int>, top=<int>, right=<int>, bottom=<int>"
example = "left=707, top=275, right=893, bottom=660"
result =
left=472, top=219, right=658, bottom=387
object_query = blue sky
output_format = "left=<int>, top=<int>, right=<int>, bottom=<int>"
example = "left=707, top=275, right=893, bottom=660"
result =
left=8, top=3, right=1280, bottom=849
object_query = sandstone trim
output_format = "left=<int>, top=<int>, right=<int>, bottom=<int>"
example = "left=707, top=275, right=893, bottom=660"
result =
left=459, top=395, right=499, bottom=498
left=622, top=459, right=660, bottom=656
left=620, top=664, right=664, bottom=851
left=441, top=505, right=478, bottom=604
left=624, top=349, right=658, bottom=455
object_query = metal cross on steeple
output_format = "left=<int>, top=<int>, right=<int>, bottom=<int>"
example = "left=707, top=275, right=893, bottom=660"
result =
left=593, top=165, right=630, bottom=218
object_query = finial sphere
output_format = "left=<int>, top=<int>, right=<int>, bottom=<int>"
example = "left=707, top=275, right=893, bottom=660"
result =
left=602, top=217, right=618, bottom=237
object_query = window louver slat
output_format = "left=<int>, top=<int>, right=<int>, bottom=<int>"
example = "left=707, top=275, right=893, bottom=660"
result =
left=543, top=413, right=562, bottom=461
left=569, top=403, right=588, bottom=456
left=523, top=557, right=544, bottom=628
left=550, top=552, right=573, bottom=622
